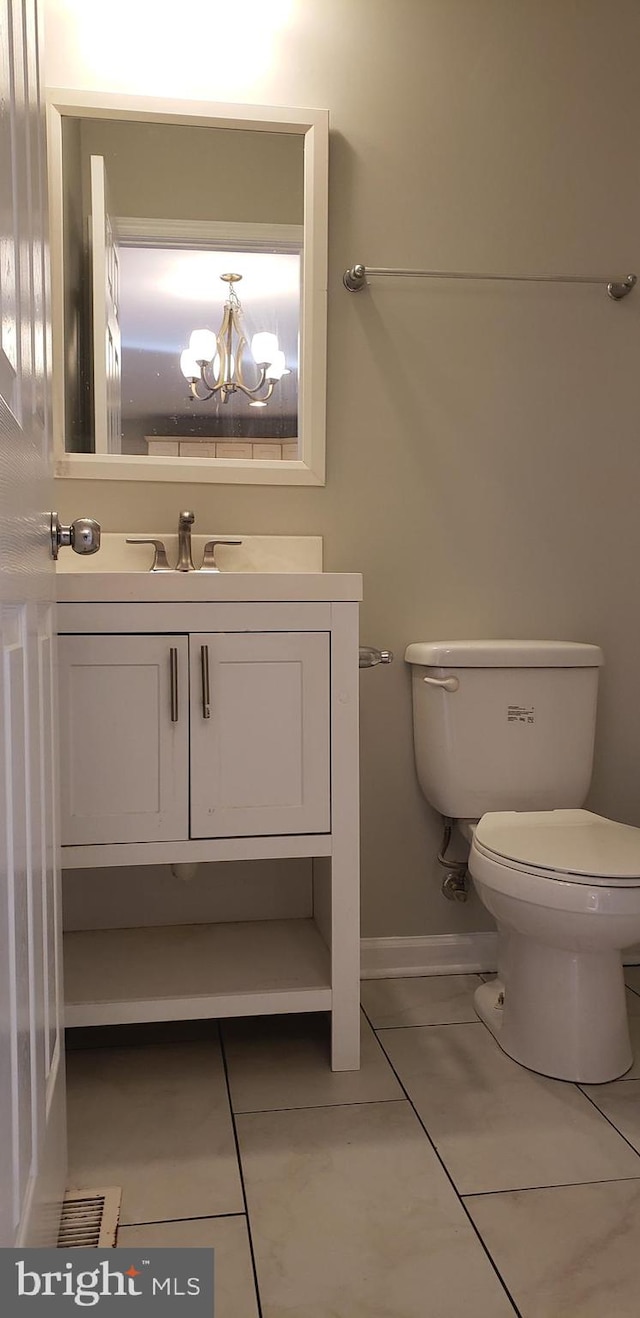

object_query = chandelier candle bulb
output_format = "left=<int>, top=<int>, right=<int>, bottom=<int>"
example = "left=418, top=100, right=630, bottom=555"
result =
left=189, top=328, right=217, bottom=366
left=251, top=330, right=279, bottom=366
left=179, top=349, right=200, bottom=382
left=266, top=349, right=287, bottom=381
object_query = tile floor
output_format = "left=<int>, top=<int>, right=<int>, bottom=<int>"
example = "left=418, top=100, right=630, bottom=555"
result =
left=66, top=971, right=640, bottom=1317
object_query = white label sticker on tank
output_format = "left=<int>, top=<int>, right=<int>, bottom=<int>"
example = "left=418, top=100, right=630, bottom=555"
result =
left=507, top=705, right=535, bottom=724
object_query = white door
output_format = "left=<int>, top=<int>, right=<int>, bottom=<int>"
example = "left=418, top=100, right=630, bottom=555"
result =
left=58, top=634, right=189, bottom=846
left=190, top=632, right=331, bottom=838
left=90, top=155, right=122, bottom=455
left=0, top=0, right=66, bottom=1245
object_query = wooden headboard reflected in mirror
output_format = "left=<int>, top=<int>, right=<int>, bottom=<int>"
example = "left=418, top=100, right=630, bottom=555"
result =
left=47, top=92, right=328, bottom=485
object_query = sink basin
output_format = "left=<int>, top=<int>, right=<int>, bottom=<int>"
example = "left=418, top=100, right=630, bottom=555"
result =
left=56, top=533, right=323, bottom=575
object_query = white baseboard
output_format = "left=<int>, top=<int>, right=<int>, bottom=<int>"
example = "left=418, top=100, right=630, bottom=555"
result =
left=360, top=933, right=640, bottom=980
left=360, top=932, right=498, bottom=979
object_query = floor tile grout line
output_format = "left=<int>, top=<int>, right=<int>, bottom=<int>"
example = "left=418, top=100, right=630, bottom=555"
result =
left=577, top=1084, right=640, bottom=1162
left=120, top=1212, right=249, bottom=1229
left=461, top=1174, right=640, bottom=1199
left=359, top=1002, right=522, bottom=1318
left=233, top=1096, right=406, bottom=1116
left=218, top=1027, right=264, bottom=1318
left=371, top=1019, right=484, bottom=1030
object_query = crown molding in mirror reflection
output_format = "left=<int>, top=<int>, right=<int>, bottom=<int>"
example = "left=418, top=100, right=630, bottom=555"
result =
left=46, top=90, right=328, bottom=486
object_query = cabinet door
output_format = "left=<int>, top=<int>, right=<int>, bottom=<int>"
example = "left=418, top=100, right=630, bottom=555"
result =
left=59, top=635, right=189, bottom=845
left=190, top=632, right=330, bottom=838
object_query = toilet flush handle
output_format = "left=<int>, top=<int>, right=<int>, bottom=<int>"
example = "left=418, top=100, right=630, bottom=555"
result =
left=423, top=675, right=459, bottom=692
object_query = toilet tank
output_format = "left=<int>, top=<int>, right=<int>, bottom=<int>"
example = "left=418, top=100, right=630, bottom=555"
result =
left=405, top=640, right=603, bottom=820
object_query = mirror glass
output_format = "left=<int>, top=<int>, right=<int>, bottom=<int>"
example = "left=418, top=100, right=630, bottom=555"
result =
left=49, top=96, right=328, bottom=484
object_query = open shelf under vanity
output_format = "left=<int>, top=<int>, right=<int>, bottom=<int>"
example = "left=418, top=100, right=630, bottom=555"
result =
left=64, top=917, right=332, bottom=1028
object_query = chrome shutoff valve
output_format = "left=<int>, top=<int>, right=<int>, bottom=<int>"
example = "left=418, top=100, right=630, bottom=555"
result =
left=359, top=646, right=394, bottom=669
left=442, top=871, right=469, bottom=902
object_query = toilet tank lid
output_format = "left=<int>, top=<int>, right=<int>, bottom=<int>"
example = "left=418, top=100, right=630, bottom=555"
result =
left=475, top=810, right=640, bottom=880
left=404, top=640, right=604, bottom=668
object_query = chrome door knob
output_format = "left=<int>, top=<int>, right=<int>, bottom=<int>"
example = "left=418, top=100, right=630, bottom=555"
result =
left=50, top=512, right=101, bottom=559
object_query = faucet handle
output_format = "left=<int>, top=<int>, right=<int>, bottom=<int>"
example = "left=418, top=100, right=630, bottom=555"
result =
left=201, top=539, right=242, bottom=572
left=126, top=538, right=173, bottom=572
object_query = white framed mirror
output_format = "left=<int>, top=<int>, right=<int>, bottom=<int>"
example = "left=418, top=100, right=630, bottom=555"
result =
left=47, top=90, right=328, bottom=485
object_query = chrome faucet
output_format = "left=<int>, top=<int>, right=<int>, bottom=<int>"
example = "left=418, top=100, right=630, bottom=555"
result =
left=127, top=510, right=243, bottom=571
left=176, top=510, right=196, bottom=571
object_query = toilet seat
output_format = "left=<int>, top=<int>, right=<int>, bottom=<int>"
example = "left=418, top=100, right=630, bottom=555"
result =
left=474, top=809, right=640, bottom=888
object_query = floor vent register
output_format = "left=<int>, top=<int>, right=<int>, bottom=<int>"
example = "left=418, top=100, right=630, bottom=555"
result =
left=57, top=1187, right=122, bottom=1248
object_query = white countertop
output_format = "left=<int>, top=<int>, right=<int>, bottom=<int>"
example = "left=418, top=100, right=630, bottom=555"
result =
left=56, top=531, right=362, bottom=602
left=57, top=572, right=363, bottom=604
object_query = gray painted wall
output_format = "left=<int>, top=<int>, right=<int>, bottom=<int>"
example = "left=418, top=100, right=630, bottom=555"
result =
left=46, top=0, right=640, bottom=938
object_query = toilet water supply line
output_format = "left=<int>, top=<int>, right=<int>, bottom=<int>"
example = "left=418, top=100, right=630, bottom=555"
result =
left=437, top=817, right=470, bottom=902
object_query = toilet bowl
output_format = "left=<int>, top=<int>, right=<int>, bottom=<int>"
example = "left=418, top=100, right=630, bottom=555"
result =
left=405, top=640, right=640, bottom=1084
left=469, top=810, right=640, bottom=1082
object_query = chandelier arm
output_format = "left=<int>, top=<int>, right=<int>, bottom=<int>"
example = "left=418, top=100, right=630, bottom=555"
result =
left=191, top=377, right=219, bottom=402
left=233, top=312, right=271, bottom=396
left=235, top=353, right=269, bottom=397
left=217, top=304, right=234, bottom=393
left=234, top=336, right=252, bottom=389
left=233, top=378, right=277, bottom=403
left=199, top=359, right=222, bottom=392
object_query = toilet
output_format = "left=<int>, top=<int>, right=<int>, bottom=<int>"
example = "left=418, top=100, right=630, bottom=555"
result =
left=405, top=639, right=640, bottom=1083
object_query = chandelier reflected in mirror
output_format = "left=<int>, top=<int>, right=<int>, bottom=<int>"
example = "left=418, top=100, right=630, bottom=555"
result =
left=179, top=272, right=288, bottom=409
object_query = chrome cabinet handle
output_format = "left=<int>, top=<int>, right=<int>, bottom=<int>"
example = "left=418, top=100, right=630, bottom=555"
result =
left=200, top=644, right=211, bottom=719
left=422, top=675, right=459, bottom=692
left=170, top=647, right=179, bottom=722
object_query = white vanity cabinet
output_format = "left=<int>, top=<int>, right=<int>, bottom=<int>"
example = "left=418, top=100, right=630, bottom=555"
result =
left=59, top=630, right=330, bottom=844
left=57, top=573, right=362, bottom=1071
